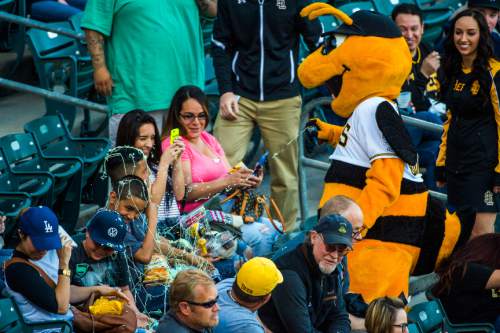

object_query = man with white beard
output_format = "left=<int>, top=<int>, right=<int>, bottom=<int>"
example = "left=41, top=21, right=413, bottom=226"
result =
left=258, top=215, right=352, bottom=333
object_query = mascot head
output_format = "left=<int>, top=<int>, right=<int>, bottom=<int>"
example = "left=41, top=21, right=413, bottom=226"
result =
left=298, top=4, right=412, bottom=118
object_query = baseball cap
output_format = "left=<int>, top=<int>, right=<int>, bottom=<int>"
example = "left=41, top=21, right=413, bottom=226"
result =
left=314, top=214, right=353, bottom=248
left=86, top=210, right=127, bottom=252
left=19, top=206, right=62, bottom=251
left=236, top=257, right=283, bottom=296
left=333, top=10, right=402, bottom=38
left=468, top=0, right=500, bottom=10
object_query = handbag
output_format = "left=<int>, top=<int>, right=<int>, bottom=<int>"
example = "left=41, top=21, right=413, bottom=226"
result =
left=220, top=188, right=285, bottom=234
left=72, top=292, right=137, bottom=333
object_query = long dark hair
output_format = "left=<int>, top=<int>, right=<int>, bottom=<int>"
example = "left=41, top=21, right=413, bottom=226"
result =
left=162, top=85, right=209, bottom=140
left=116, top=110, right=163, bottom=166
left=433, top=233, right=500, bottom=296
left=440, top=9, right=493, bottom=105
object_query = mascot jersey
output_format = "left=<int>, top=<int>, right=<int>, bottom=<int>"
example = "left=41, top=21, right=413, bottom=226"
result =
left=331, top=97, right=423, bottom=185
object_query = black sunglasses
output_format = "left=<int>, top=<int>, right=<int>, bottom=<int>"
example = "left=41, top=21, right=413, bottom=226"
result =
left=185, top=295, right=219, bottom=309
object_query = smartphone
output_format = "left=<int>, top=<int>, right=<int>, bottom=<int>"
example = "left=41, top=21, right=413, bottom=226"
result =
left=58, top=225, right=78, bottom=247
left=170, top=128, right=180, bottom=144
left=253, top=151, right=269, bottom=175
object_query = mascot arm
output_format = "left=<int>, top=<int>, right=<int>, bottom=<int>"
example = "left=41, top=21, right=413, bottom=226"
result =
left=490, top=65, right=500, bottom=186
left=357, top=158, right=404, bottom=229
left=435, top=110, right=451, bottom=183
left=315, top=119, right=344, bottom=146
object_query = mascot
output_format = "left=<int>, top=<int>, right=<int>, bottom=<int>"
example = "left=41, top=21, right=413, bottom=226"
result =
left=298, top=3, right=472, bottom=302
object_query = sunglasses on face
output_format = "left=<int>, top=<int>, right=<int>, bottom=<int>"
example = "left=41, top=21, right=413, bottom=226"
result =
left=185, top=295, right=219, bottom=309
left=392, top=323, right=409, bottom=333
left=179, top=112, right=207, bottom=123
left=319, top=235, right=351, bottom=255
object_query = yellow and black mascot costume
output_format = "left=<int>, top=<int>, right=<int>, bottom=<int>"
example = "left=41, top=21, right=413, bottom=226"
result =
left=298, top=3, right=472, bottom=302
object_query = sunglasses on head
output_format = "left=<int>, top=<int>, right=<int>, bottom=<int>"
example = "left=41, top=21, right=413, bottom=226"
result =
left=185, top=295, right=219, bottom=309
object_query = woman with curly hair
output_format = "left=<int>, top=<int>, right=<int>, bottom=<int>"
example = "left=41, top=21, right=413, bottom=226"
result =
left=365, top=297, right=408, bottom=333
left=433, top=233, right=500, bottom=330
left=435, top=9, right=500, bottom=238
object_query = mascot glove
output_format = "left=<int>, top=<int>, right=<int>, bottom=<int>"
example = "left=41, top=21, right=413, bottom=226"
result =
left=306, top=118, right=339, bottom=146
left=434, top=166, right=446, bottom=183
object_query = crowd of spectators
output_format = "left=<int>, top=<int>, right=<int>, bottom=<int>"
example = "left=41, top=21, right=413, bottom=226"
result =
left=2, top=0, right=500, bottom=332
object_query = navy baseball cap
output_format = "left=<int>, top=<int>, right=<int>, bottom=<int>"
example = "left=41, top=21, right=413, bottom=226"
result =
left=19, top=206, right=62, bottom=251
left=86, top=210, right=127, bottom=252
left=332, top=10, right=402, bottom=38
left=314, top=214, right=353, bottom=248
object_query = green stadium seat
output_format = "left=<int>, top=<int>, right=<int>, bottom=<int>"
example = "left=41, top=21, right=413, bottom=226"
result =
left=0, top=133, right=83, bottom=233
left=319, top=14, right=341, bottom=33
left=0, top=150, right=54, bottom=206
left=338, top=1, right=375, bottom=15
left=408, top=322, right=421, bottom=333
left=0, top=298, right=24, bottom=333
left=26, top=21, right=96, bottom=132
left=24, top=114, right=110, bottom=205
left=0, top=298, right=72, bottom=333
left=408, top=299, right=495, bottom=333
left=0, top=193, right=31, bottom=219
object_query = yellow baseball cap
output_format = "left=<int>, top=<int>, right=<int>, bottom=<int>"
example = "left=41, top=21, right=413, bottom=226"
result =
left=236, top=257, right=284, bottom=296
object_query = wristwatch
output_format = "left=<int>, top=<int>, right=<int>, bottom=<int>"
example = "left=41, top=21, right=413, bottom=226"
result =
left=58, top=268, right=71, bottom=277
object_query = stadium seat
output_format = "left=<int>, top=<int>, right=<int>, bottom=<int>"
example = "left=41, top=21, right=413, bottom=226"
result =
left=24, top=114, right=111, bottom=205
left=408, top=299, right=495, bottom=333
left=0, top=297, right=24, bottom=333
left=319, top=14, right=340, bottom=33
left=0, top=298, right=72, bottom=333
left=0, top=192, right=31, bottom=219
left=0, top=133, right=83, bottom=233
left=26, top=21, right=95, bottom=132
left=0, top=150, right=54, bottom=207
left=408, top=322, right=420, bottom=333
left=338, top=1, right=375, bottom=14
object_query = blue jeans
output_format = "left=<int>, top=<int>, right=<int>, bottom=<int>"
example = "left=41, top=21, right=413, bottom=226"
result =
left=218, top=197, right=281, bottom=257
left=240, top=217, right=282, bottom=257
left=405, top=111, right=443, bottom=191
left=30, top=0, right=87, bottom=22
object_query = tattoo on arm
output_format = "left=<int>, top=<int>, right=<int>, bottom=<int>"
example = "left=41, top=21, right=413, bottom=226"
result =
left=196, top=0, right=217, bottom=17
left=85, top=30, right=107, bottom=70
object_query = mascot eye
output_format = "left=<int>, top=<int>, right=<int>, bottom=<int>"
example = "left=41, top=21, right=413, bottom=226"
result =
left=321, top=34, right=346, bottom=55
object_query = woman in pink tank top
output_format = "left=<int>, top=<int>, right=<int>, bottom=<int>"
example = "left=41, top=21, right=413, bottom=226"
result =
left=161, top=86, right=262, bottom=212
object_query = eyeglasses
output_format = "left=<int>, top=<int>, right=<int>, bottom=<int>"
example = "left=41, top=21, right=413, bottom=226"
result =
left=184, top=295, right=219, bottom=309
left=319, top=235, right=351, bottom=255
left=392, top=323, right=409, bottom=333
left=179, top=112, right=207, bottom=123
left=352, top=225, right=366, bottom=240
